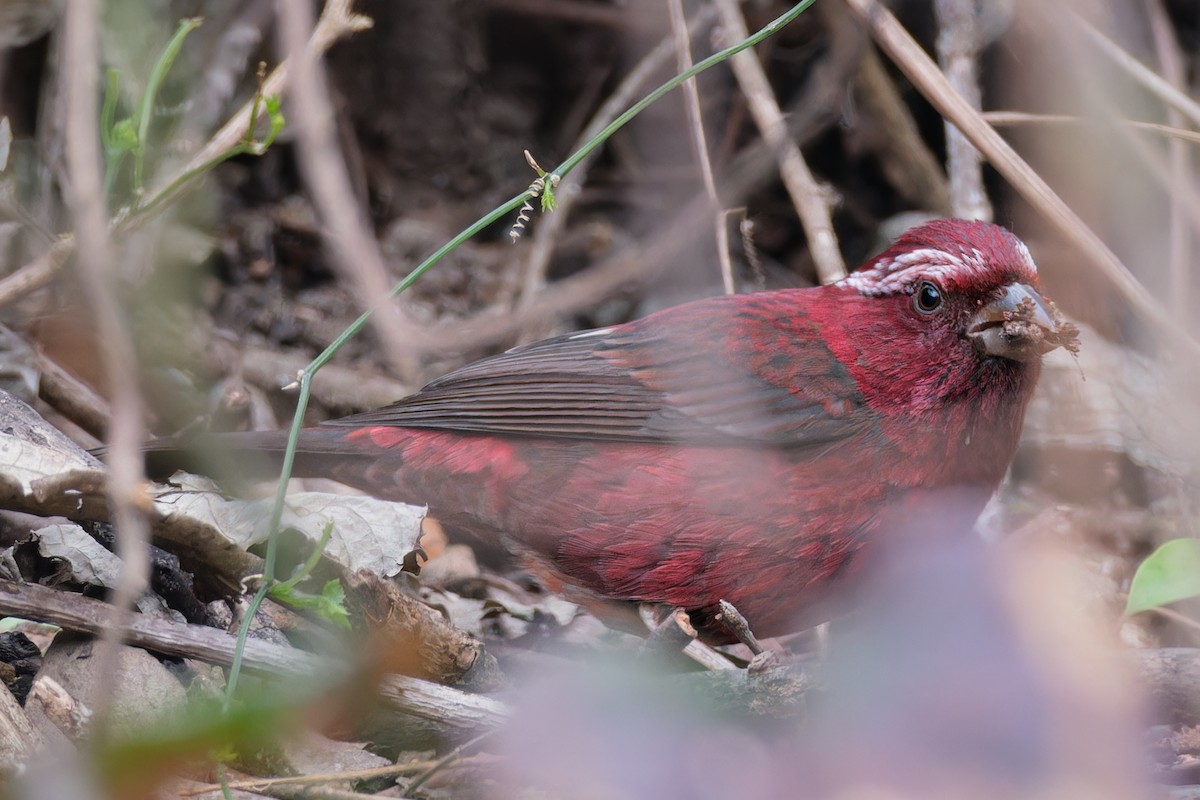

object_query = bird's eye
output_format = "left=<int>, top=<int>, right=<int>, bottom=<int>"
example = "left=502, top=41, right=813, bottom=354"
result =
left=913, top=281, right=943, bottom=314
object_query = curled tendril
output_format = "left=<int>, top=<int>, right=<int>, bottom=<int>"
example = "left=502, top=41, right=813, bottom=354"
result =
left=509, top=150, right=560, bottom=243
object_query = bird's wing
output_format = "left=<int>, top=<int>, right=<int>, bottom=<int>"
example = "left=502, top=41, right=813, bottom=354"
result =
left=323, top=291, right=873, bottom=446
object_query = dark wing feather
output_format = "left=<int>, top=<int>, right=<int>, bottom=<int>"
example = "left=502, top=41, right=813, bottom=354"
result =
left=323, top=291, right=873, bottom=447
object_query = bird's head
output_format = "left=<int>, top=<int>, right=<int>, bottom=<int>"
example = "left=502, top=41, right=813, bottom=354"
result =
left=839, top=219, right=1078, bottom=363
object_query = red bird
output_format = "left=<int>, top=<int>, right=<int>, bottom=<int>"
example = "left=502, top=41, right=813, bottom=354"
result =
left=149, top=219, right=1077, bottom=642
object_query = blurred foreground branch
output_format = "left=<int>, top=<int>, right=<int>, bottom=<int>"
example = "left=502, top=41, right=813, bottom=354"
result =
left=0, top=0, right=371, bottom=309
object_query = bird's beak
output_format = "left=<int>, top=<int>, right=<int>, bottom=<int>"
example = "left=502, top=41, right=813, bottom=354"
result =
left=966, top=283, right=1059, bottom=361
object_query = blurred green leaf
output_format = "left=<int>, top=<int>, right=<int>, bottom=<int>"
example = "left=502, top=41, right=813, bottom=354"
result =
left=263, top=95, right=285, bottom=148
left=540, top=182, right=557, bottom=213
left=269, top=579, right=351, bottom=629
left=131, top=17, right=202, bottom=195
left=1126, top=538, right=1200, bottom=615
left=97, top=691, right=302, bottom=798
left=110, top=118, right=138, bottom=153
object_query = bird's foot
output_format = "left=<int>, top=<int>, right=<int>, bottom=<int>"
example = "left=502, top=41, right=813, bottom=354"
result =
left=715, top=599, right=778, bottom=673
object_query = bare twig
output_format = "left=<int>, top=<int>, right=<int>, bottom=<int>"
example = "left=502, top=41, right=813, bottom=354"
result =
left=158, top=1, right=370, bottom=203
left=276, top=0, right=425, bottom=380
left=35, top=350, right=111, bottom=439
left=0, top=0, right=371, bottom=309
left=1110, top=117, right=1200, bottom=259
left=1145, top=0, right=1192, bottom=322
left=840, top=0, right=1200, bottom=358
left=482, top=0, right=651, bottom=29
left=180, top=756, right=499, bottom=797
left=422, top=194, right=714, bottom=355
left=516, top=7, right=719, bottom=314
left=242, top=344, right=409, bottom=412
left=61, top=0, right=151, bottom=724
left=715, top=0, right=845, bottom=283
left=851, top=42, right=951, bottom=214
left=667, top=0, right=733, bottom=294
left=934, top=0, right=993, bottom=221
left=981, top=112, right=1200, bottom=146
left=1151, top=606, right=1200, bottom=637
left=1073, top=11, right=1200, bottom=131
left=410, top=121, right=850, bottom=358
left=401, top=730, right=498, bottom=797
left=0, top=578, right=508, bottom=730
left=0, top=236, right=73, bottom=308
left=638, top=604, right=738, bottom=671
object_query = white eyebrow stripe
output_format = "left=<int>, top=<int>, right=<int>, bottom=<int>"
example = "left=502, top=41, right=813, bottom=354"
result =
left=837, top=245, right=1037, bottom=296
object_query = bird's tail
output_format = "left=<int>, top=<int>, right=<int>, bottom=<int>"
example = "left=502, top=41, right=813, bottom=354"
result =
left=123, top=428, right=379, bottom=486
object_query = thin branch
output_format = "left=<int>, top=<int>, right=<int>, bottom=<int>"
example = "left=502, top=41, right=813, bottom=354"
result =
left=714, top=0, right=845, bottom=283
left=1145, top=0, right=1191, bottom=323
left=275, top=0, right=425, bottom=380
left=934, top=0, right=993, bottom=221
left=0, top=236, right=74, bottom=308
left=1073, top=11, right=1200, bottom=131
left=0, top=578, right=508, bottom=730
left=0, top=0, right=371, bottom=309
left=1151, top=606, right=1200, bottom=637
left=180, top=756, right=498, bottom=797
left=36, top=350, right=111, bottom=439
left=241, top=343, right=410, bottom=412
left=481, top=0, right=650, bottom=29
left=61, top=0, right=151, bottom=725
left=1112, top=118, right=1200, bottom=252
left=981, top=112, right=1200, bottom=146
left=667, top=0, right=734, bottom=294
left=850, top=41, right=951, bottom=214
left=515, top=6, right=719, bottom=312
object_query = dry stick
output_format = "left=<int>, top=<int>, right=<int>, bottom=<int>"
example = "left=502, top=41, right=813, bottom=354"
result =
left=851, top=44, right=951, bottom=214
left=401, top=730, right=498, bottom=798
left=158, top=0, right=370, bottom=203
left=934, top=0, right=992, bottom=221
left=35, top=351, right=111, bottom=439
left=981, top=112, right=1200, bottom=146
left=60, top=0, right=151, bottom=725
left=0, top=236, right=73, bottom=308
left=242, top=343, right=410, bottom=411
left=1074, top=12, right=1200, bottom=131
left=252, top=785, right=370, bottom=800
left=276, top=0, right=426, bottom=380
left=181, top=757, right=499, bottom=798
left=840, top=0, right=1199, bottom=358
left=428, top=194, right=713, bottom=356
left=667, top=0, right=734, bottom=295
left=1145, top=0, right=1192, bottom=323
left=714, top=0, right=845, bottom=284
left=481, top=0, right=647, bottom=29
left=0, top=578, right=509, bottom=730
left=1151, top=606, right=1200, bottom=637
left=409, top=118, right=833, bottom=357
left=480, top=13, right=859, bottom=354
left=1110, top=115, right=1200, bottom=250
left=516, top=7, right=719, bottom=312
left=427, top=27, right=858, bottom=357
left=0, top=0, right=368, bottom=310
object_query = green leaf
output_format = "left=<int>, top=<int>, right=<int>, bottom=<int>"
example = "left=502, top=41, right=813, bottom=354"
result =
left=263, top=95, right=285, bottom=146
left=540, top=182, right=557, bottom=213
left=1126, top=538, right=1200, bottom=615
left=131, top=17, right=202, bottom=195
left=110, top=118, right=139, bottom=153
left=269, top=578, right=350, bottom=629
